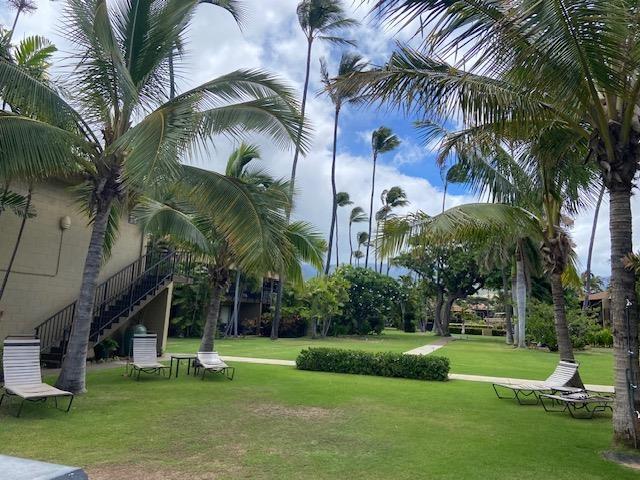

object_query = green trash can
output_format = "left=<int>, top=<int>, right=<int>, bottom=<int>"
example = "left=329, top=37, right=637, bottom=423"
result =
left=123, top=324, right=147, bottom=356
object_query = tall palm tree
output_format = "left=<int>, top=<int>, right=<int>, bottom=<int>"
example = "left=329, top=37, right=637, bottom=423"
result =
left=0, top=0, right=308, bottom=394
left=348, top=206, right=367, bottom=265
left=271, top=0, right=358, bottom=339
left=333, top=191, right=352, bottom=269
left=377, top=186, right=408, bottom=273
left=350, top=0, right=640, bottom=446
left=356, top=231, right=369, bottom=266
left=5, top=0, right=36, bottom=42
left=320, top=52, right=366, bottom=273
left=353, top=250, right=364, bottom=266
left=365, top=127, right=400, bottom=268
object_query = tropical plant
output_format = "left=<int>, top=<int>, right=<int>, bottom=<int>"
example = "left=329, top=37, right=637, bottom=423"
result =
left=297, top=274, right=350, bottom=337
left=272, top=0, right=358, bottom=339
left=365, top=127, right=400, bottom=268
left=0, top=0, right=309, bottom=394
left=5, top=0, right=36, bottom=41
left=351, top=0, right=640, bottom=447
left=352, top=249, right=364, bottom=266
left=139, top=146, right=325, bottom=352
left=348, top=206, right=367, bottom=265
left=332, top=191, right=352, bottom=270
left=377, top=186, right=408, bottom=273
left=320, top=52, right=366, bottom=273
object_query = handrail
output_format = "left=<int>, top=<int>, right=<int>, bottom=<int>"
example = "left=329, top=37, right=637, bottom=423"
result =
left=35, top=250, right=193, bottom=353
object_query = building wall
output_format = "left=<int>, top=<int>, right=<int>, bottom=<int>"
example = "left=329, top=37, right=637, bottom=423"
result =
left=0, top=180, right=145, bottom=339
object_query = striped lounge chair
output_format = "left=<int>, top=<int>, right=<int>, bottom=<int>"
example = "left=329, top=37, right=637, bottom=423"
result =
left=492, top=360, right=584, bottom=404
left=128, top=334, right=171, bottom=380
left=194, top=352, right=235, bottom=380
left=0, top=336, right=73, bottom=417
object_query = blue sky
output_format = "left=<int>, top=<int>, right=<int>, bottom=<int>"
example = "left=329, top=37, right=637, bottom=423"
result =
left=1, top=0, right=623, bottom=277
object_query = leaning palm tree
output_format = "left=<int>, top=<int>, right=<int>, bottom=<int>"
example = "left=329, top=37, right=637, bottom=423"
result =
left=356, top=231, right=369, bottom=266
left=377, top=186, right=408, bottom=273
left=352, top=0, right=640, bottom=446
left=320, top=52, right=366, bottom=273
left=353, top=249, right=364, bottom=266
left=0, top=0, right=308, bottom=394
left=365, top=127, right=400, bottom=268
left=5, top=0, right=36, bottom=41
left=348, top=206, right=367, bottom=265
left=271, top=0, right=358, bottom=339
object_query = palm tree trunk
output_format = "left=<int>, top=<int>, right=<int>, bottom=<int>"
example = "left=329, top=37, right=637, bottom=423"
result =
left=502, top=267, right=514, bottom=345
left=432, top=289, right=444, bottom=336
left=583, top=184, right=605, bottom=310
left=375, top=221, right=381, bottom=273
left=609, top=186, right=640, bottom=447
left=0, top=187, right=31, bottom=303
left=515, top=254, right=527, bottom=348
left=232, top=270, right=241, bottom=337
left=325, top=109, right=340, bottom=274
left=511, top=267, right=519, bottom=346
left=349, top=221, right=354, bottom=265
left=8, top=7, right=22, bottom=42
left=550, top=272, right=575, bottom=361
left=55, top=197, right=112, bottom=394
left=335, top=211, right=340, bottom=269
left=365, top=150, right=378, bottom=268
left=200, top=282, right=226, bottom=352
left=273, top=37, right=314, bottom=337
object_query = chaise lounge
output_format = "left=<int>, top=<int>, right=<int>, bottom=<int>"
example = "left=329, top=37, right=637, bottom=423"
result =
left=0, top=336, right=74, bottom=417
left=194, top=351, right=235, bottom=380
left=128, top=333, right=171, bottom=380
left=539, top=391, right=614, bottom=418
left=492, top=360, right=584, bottom=404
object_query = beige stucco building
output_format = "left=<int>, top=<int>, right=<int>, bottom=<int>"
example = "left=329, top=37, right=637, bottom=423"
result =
left=0, top=180, right=174, bottom=357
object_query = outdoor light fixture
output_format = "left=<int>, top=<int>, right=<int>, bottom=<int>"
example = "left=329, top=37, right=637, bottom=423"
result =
left=59, top=216, right=71, bottom=231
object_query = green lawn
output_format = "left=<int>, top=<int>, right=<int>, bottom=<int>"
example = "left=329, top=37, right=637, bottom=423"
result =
left=167, top=331, right=614, bottom=386
left=0, top=363, right=632, bottom=479
left=166, top=328, right=438, bottom=360
left=438, top=335, right=614, bottom=386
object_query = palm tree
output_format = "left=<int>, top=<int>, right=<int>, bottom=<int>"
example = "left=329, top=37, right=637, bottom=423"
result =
left=0, top=33, right=55, bottom=303
left=365, top=127, right=400, bottom=268
left=5, top=0, right=36, bottom=42
left=0, top=0, right=308, bottom=394
left=333, top=191, right=353, bottom=270
left=350, top=0, right=640, bottom=446
left=356, top=231, right=369, bottom=267
left=378, top=186, right=408, bottom=273
left=353, top=250, right=364, bottom=266
left=138, top=151, right=325, bottom=352
left=320, top=52, right=366, bottom=273
left=348, top=206, right=367, bottom=265
left=271, top=0, right=358, bottom=339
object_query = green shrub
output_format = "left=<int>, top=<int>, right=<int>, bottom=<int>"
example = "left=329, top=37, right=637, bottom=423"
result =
left=526, top=300, right=601, bottom=350
left=296, top=348, right=450, bottom=381
left=260, top=312, right=307, bottom=338
left=588, top=328, right=613, bottom=347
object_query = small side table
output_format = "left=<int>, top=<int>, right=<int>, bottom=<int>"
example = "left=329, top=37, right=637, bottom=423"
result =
left=170, top=354, right=196, bottom=378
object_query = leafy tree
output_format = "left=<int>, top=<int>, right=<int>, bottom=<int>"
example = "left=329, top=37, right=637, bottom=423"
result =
left=365, top=127, right=400, bottom=268
left=321, top=53, right=367, bottom=273
left=0, top=0, right=310, bottom=393
left=298, top=274, right=350, bottom=337
left=334, top=265, right=402, bottom=334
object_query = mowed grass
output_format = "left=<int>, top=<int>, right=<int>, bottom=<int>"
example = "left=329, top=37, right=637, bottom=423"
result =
left=166, top=328, right=438, bottom=360
left=167, top=330, right=614, bottom=386
left=439, top=335, right=614, bottom=386
left=0, top=363, right=633, bottom=479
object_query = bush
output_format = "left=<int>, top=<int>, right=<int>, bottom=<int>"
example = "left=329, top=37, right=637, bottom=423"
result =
left=260, top=312, right=307, bottom=338
left=588, top=328, right=614, bottom=347
left=526, top=300, right=601, bottom=350
left=296, top=348, right=450, bottom=381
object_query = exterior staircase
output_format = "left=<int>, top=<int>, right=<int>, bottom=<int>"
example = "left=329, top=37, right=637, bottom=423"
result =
left=34, top=250, right=192, bottom=367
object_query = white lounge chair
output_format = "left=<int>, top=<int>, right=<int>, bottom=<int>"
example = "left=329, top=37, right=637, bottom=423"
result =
left=194, top=351, right=235, bottom=380
left=492, top=360, right=584, bottom=404
left=128, top=334, right=170, bottom=380
left=0, top=336, right=73, bottom=417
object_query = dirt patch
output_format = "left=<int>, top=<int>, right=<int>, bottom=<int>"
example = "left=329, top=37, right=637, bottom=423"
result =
left=249, top=403, right=334, bottom=420
left=603, top=450, right=640, bottom=471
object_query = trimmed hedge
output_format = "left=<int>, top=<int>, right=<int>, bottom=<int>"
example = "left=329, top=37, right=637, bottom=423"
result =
left=296, top=348, right=450, bottom=381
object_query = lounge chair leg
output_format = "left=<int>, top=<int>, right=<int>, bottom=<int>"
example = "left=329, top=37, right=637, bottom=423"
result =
left=65, top=395, right=74, bottom=413
left=0, top=393, right=5, bottom=407
left=16, top=399, right=26, bottom=418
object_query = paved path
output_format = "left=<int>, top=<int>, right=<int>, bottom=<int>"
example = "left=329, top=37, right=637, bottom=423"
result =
left=404, top=336, right=453, bottom=356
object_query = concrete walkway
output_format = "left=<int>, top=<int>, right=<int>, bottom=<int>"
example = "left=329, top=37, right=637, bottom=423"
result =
left=404, top=336, right=453, bottom=355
